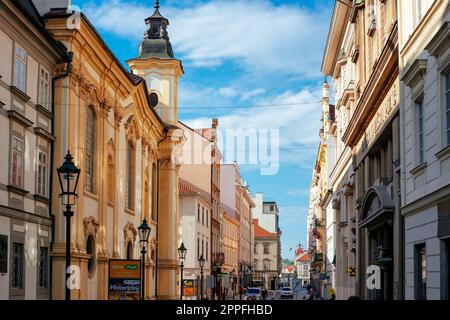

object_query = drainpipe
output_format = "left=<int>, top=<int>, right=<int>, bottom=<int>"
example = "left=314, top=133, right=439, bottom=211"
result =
left=49, top=53, right=72, bottom=300
left=154, top=125, right=169, bottom=299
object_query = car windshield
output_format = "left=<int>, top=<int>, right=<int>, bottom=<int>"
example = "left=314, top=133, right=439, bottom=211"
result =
left=247, top=288, right=260, bottom=294
left=282, top=288, right=291, bottom=291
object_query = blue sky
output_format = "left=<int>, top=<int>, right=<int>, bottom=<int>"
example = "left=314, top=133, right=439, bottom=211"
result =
left=72, top=0, right=334, bottom=261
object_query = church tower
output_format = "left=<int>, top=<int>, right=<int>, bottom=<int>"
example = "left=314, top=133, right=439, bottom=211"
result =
left=127, top=0, right=184, bottom=300
left=127, top=0, right=184, bottom=125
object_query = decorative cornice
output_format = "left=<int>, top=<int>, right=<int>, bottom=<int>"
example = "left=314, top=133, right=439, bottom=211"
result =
left=401, top=59, right=427, bottom=89
left=426, top=21, right=449, bottom=58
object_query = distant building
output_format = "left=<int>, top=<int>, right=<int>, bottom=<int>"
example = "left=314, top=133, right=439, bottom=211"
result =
left=295, top=245, right=311, bottom=286
left=253, top=219, right=281, bottom=290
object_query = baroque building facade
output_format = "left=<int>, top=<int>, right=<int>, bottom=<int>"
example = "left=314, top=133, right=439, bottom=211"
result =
left=44, top=1, right=183, bottom=300
left=0, top=0, right=69, bottom=300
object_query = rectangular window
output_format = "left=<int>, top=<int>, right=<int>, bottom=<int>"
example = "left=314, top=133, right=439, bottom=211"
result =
left=445, top=73, right=450, bottom=146
left=206, top=242, right=208, bottom=261
left=11, top=136, right=24, bottom=187
left=254, top=243, right=257, bottom=254
left=202, top=207, right=204, bottom=225
left=38, top=247, right=48, bottom=288
left=197, top=238, right=200, bottom=259
left=264, top=243, right=269, bottom=255
left=126, top=142, right=134, bottom=210
left=415, top=244, right=427, bottom=300
left=0, top=235, right=7, bottom=274
left=11, top=243, right=24, bottom=289
left=13, top=44, right=26, bottom=91
left=417, top=101, right=424, bottom=164
left=201, top=239, right=204, bottom=258
left=37, top=151, right=48, bottom=197
left=263, top=259, right=270, bottom=271
left=198, top=204, right=200, bottom=222
left=39, top=68, right=50, bottom=109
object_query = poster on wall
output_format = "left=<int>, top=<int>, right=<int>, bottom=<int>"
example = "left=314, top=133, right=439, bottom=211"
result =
left=184, top=279, right=194, bottom=297
left=108, top=260, right=141, bottom=300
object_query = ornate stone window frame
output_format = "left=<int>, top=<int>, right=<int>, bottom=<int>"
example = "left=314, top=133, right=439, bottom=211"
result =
left=123, top=222, right=137, bottom=259
left=83, top=216, right=99, bottom=279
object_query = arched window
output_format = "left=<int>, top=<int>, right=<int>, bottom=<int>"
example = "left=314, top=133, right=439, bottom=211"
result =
left=86, top=235, right=96, bottom=277
left=126, top=241, right=133, bottom=260
left=86, top=106, right=96, bottom=193
left=126, top=141, right=135, bottom=210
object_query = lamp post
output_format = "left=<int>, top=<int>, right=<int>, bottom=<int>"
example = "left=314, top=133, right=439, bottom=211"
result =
left=199, top=255, right=205, bottom=300
left=178, top=242, right=187, bottom=300
left=57, top=151, right=80, bottom=301
left=138, top=219, right=151, bottom=301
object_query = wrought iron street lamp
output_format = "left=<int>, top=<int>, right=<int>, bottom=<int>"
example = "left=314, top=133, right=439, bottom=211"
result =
left=199, top=255, right=205, bottom=300
left=138, top=219, right=151, bottom=300
left=57, top=151, right=80, bottom=301
left=178, top=242, right=187, bottom=300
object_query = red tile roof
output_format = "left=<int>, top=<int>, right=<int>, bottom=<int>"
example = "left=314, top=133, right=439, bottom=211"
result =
left=253, top=219, right=278, bottom=239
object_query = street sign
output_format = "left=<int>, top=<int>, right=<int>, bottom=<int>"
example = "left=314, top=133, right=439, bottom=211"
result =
left=329, top=287, right=335, bottom=297
left=108, top=259, right=141, bottom=300
left=347, top=266, right=357, bottom=277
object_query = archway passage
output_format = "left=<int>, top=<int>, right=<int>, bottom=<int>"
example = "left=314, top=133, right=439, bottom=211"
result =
left=359, top=186, right=395, bottom=300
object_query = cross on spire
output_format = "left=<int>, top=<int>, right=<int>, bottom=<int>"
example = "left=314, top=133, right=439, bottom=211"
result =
left=154, top=0, right=159, bottom=9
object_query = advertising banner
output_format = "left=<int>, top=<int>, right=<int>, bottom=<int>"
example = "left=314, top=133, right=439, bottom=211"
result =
left=108, top=260, right=141, bottom=300
left=184, top=279, right=194, bottom=297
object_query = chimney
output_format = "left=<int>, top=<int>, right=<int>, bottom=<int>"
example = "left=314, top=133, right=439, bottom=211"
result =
left=212, top=118, right=218, bottom=129
left=33, top=0, right=71, bottom=16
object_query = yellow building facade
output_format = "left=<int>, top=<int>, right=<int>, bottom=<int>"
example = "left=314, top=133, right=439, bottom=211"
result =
left=44, top=2, right=183, bottom=300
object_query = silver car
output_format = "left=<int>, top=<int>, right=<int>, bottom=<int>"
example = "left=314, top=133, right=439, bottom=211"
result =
left=280, top=287, right=294, bottom=299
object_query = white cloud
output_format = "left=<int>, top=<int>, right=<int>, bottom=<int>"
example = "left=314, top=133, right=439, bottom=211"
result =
left=184, top=87, right=322, bottom=164
left=82, top=0, right=330, bottom=77
left=218, top=87, right=238, bottom=98
left=241, top=88, right=266, bottom=101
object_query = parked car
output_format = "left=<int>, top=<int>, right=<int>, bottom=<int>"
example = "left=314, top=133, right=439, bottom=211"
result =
left=246, top=287, right=262, bottom=300
left=280, top=287, right=294, bottom=299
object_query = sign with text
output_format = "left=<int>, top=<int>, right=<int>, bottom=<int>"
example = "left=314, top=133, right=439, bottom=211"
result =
left=108, top=260, right=141, bottom=300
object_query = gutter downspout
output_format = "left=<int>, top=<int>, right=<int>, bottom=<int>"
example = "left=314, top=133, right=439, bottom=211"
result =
left=155, top=125, right=169, bottom=300
left=49, top=54, right=72, bottom=300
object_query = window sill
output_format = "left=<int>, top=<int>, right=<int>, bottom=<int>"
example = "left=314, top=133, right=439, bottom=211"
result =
left=435, top=145, right=450, bottom=160
left=34, top=194, right=50, bottom=204
left=34, top=127, right=56, bottom=141
left=7, top=185, right=29, bottom=196
left=7, top=110, right=33, bottom=127
left=410, top=162, right=428, bottom=176
left=35, top=104, right=53, bottom=119
left=10, top=86, right=31, bottom=102
left=84, top=191, right=98, bottom=201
